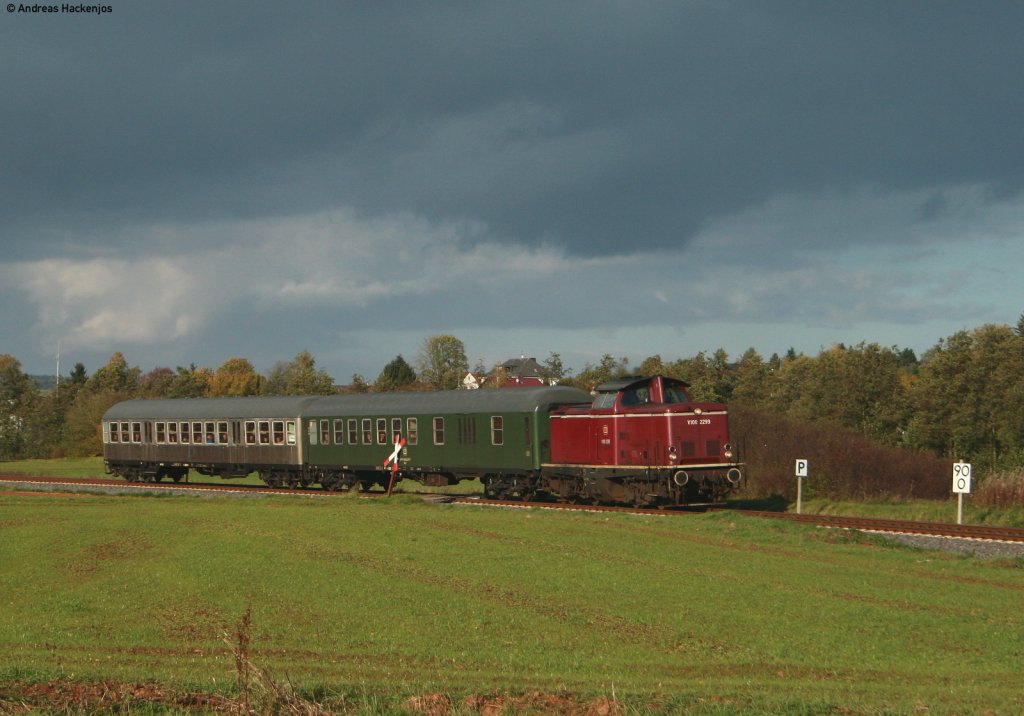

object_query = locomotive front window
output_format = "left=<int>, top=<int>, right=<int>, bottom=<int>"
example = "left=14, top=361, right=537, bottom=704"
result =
left=377, top=418, right=387, bottom=444
left=491, top=416, right=503, bottom=445
left=362, top=418, right=372, bottom=444
left=334, top=419, right=344, bottom=444
left=664, top=385, right=690, bottom=404
left=433, top=417, right=445, bottom=445
left=592, top=393, right=615, bottom=409
left=407, top=417, right=418, bottom=445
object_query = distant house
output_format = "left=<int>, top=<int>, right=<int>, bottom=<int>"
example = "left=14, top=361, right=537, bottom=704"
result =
left=500, top=357, right=548, bottom=387
left=462, top=372, right=485, bottom=389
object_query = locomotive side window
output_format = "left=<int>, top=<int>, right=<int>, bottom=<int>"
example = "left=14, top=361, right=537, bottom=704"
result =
left=168, top=422, right=178, bottom=444
left=391, top=418, right=402, bottom=442
left=407, top=417, right=418, bottom=445
left=362, top=418, right=372, bottom=444
left=320, top=419, right=330, bottom=445
left=377, top=418, right=387, bottom=444
left=275, top=421, right=286, bottom=445
left=245, top=421, right=256, bottom=445
left=258, top=421, right=271, bottom=445
left=664, top=384, right=689, bottom=404
left=156, top=422, right=166, bottom=443
left=592, top=393, right=615, bottom=409
left=433, top=417, right=445, bottom=445
left=620, top=386, right=650, bottom=406
left=334, top=419, right=344, bottom=445
left=490, top=416, right=503, bottom=445
left=348, top=419, right=358, bottom=444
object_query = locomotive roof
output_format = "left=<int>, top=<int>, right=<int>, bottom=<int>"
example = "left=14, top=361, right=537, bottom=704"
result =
left=594, top=375, right=690, bottom=393
left=102, top=386, right=592, bottom=421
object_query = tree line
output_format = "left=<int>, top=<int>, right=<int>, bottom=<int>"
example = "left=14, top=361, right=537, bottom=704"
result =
left=3, top=320, right=1023, bottom=490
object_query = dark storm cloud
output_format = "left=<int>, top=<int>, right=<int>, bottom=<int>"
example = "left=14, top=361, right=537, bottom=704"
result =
left=3, top=1, right=1024, bottom=260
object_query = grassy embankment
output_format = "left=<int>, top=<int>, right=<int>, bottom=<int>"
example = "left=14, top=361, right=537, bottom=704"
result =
left=1, top=484, right=1022, bottom=714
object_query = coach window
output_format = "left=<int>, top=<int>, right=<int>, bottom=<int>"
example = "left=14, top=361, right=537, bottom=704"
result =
left=168, top=422, right=178, bottom=444
left=274, top=421, right=286, bottom=445
left=245, top=421, right=256, bottom=445
left=120, top=422, right=130, bottom=443
left=377, top=418, right=387, bottom=444
left=320, top=419, right=330, bottom=445
left=286, top=421, right=296, bottom=445
left=407, top=417, right=418, bottom=445
left=132, top=423, right=142, bottom=443
left=348, top=418, right=358, bottom=444
left=218, top=422, right=229, bottom=444
left=108, top=423, right=117, bottom=443
left=333, top=419, right=344, bottom=445
left=180, top=422, right=190, bottom=444
left=391, top=418, right=402, bottom=443
left=205, top=422, right=216, bottom=444
left=156, top=422, right=166, bottom=444
left=491, top=416, right=503, bottom=446
left=361, top=418, right=372, bottom=444
left=192, top=422, right=203, bottom=444
left=258, top=421, right=271, bottom=445
left=433, top=417, right=445, bottom=445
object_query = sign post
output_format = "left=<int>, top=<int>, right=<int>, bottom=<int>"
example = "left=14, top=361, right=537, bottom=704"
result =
left=952, top=462, right=972, bottom=525
left=795, top=459, right=809, bottom=514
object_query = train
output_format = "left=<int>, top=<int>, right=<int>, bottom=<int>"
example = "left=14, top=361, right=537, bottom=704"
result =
left=101, top=374, right=743, bottom=506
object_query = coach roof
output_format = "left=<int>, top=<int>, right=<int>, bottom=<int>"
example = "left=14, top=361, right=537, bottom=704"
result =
left=102, top=386, right=592, bottom=422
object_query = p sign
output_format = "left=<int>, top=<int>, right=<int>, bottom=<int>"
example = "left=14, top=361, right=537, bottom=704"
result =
left=795, top=459, right=809, bottom=478
left=952, top=462, right=972, bottom=494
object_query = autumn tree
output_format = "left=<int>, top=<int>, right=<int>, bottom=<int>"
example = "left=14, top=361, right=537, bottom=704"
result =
left=417, top=335, right=468, bottom=391
left=211, top=357, right=264, bottom=396
left=0, top=354, right=40, bottom=458
left=265, top=351, right=335, bottom=395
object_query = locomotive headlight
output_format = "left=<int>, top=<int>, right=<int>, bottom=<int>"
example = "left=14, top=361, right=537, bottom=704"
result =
left=693, top=407, right=703, bottom=415
left=723, top=443, right=734, bottom=459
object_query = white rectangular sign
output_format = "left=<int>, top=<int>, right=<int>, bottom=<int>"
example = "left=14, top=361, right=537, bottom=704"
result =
left=795, top=459, right=808, bottom=478
left=952, top=462, right=972, bottom=494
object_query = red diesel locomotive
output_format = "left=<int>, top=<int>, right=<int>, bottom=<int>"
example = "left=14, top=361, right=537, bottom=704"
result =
left=537, top=375, right=742, bottom=505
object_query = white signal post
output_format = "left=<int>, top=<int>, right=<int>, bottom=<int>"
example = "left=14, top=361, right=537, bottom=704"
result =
left=795, top=459, right=809, bottom=514
left=952, top=462, right=972, bottom=525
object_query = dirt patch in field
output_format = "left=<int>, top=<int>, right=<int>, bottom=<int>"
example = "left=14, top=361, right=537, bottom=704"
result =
left=1, top=679, right=629, bottom=715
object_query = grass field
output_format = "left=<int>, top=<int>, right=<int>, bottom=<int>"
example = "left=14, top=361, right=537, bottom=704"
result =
left=1, top=485, right=1022, bottom=714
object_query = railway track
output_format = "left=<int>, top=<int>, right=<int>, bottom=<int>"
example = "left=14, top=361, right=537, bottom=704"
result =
left=5, top=474, right=1024, bottom=545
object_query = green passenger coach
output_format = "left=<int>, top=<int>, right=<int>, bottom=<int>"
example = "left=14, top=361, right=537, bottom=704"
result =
left=301, top=386, right=591, bottom=492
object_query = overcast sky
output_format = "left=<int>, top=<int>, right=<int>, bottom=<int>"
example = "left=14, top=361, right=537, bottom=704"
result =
left=3, top=1, right=1023, bottom=381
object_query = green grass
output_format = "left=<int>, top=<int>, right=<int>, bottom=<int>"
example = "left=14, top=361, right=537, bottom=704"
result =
left=0, top=488, right=1022, bottom=714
